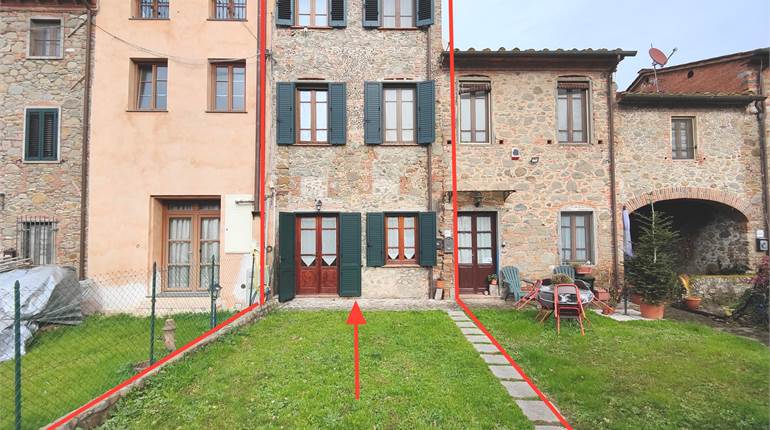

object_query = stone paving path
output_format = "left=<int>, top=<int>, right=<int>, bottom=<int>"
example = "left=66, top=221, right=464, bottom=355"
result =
left=446, top=309, right=566, bottom=429
left=281, top=297, right=454, bottom=311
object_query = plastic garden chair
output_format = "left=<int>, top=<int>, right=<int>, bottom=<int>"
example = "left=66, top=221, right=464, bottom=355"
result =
left=553, top=265, right=576, bottom=279
left=500, top=266, right=524, bottom=302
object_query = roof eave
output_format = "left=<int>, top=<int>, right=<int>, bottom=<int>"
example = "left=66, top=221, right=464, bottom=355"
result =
left=440, top=50, right=637, bottom=71
left=617, top=93, right=765, bottom=107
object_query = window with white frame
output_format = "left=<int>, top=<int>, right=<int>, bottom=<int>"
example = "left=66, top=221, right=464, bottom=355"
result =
left=459, top=82, right=491, bottom=143
left=29, top=19, right=62, bottom=58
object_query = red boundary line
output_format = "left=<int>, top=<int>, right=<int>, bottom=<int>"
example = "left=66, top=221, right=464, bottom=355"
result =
left=446, top=1, right=572, bottom=428
left=48, top=3, right=271, bottom=428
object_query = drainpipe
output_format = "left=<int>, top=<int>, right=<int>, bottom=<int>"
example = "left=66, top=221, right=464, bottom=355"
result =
left=425, top=25, right=435, bottom=298
left=78, top=1, right=95, bottom=280
left=756, top=57, right=770, bottom=255
left=253, top=0, right=262, bottom=217
left=607, top=65, right=621, bottom=294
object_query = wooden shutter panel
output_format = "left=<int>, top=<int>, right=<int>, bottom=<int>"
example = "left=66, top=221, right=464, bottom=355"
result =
left=364, top=81, right=383, bottom=145
left=362, top=0, right=380, bottom=28
left=25, top=110, right=42, bottom=160
left=278, top=213, right=296, bottom=302
left=276, top=82, right=295, bottom=145
left=418, top=212, right=437, bottom=267
left=366, top=213, right=385, bottom=267
left=328, top=83, right=347, bottom=145
left=42, top=110, right=57, bottom=160
left=416, top=0, right=434, bottom=27
left=416, top=81, right=435, bottom=145
left=276, top=0, right=293, bottom=26
left=329, top=0, right=347, bottom=27
left=339, top=213, right=362, bottom=297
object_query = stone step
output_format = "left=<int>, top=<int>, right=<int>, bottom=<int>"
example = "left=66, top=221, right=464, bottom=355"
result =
left=502, top=380, right=537, bottom=398
left=535, top=426, right=565, bottom=430
left=515, top=400, right=559, bottom=424
left=460, top=327, right=483, bottom=335
left=465, top=335, right=491, bottom=344
left=480, top=354, right=508, bottom=364
left=473, top=343, right=499, bottom=353
left=455, top=321, right=477, bottom=328
left=489, top=365, right=522, bottom=380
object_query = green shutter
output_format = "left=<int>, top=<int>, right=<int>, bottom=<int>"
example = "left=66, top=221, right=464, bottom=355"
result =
left=364, top=82, right=383, bottom=145
left=362, top=0, right=380, bottom=28
left=25, top=108, right=57, bottom=161
left=278, top=213, right=296, bottom=302
left=276, top=0, right=293, bottom=26
left=329, top=0, right=347, bottom=27
left=276, top=82, right=295, bottom=145
left=418, top=212, right=437, bottom=267
left=339, top=213, right=362, bottom=297
left=416, top=81, right=435, bottom=145
left=366, top=213, right=385, bottom=267
left=416, top=0, right=434, bottom=27
left=328, top=83, right=347, bottom=145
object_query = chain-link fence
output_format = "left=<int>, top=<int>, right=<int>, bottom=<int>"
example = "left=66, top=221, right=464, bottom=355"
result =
left=0, top=253, right=266, bottom=429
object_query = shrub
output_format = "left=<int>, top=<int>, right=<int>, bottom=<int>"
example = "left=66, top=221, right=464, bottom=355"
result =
left=733, top=256, right=769, bottom=326
left=624, top=209, right=681, bottom=305
left=551, top=273, right=574, bottom=285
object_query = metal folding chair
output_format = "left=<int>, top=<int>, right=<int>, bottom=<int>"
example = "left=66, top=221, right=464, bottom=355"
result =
left=553, top=283, right=586, bottom=335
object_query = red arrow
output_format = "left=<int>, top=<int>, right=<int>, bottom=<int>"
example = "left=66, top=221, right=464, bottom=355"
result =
left=346, top=301, right=366, bottom=400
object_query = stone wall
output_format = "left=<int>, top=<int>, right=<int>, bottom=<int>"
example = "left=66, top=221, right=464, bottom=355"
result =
left=689, top=208, right=750, bottom=274
left=690, top=275, right=754, bottom=306
left=270, top=1, right=446, bottom=298
left=439, top=70, right=616, bottom=288
left=616, top=105, right=766, bottom=268
left=0, top=8, right=87, bottom=269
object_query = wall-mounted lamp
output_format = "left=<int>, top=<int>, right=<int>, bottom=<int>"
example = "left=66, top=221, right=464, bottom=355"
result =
left=529, top=157, right=540, bottom=165
left=472, top=192, right=483, bottom=207
left=315, top=199, right=323, bottom=212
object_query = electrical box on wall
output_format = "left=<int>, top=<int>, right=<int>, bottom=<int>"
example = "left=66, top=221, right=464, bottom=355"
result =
left=444, top=236, right=454, bottom=253
left=511, top=148, right=521, bottom=160
left=757, top=239, right=769, bottom=252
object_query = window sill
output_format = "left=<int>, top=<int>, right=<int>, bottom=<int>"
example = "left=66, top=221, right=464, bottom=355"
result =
left=126, top=109, right=168, bottom=113
left=290, top=26, right=334, bottom=30
left=205, top=110, right=248, bottom=114
left=26, top=56, right=63, bottom=60
left=22, top=159, right=61, bottom=164
left=154, top=292, right=210, bottom=298
left=293, top=143, right=335, bottom=147
left=374, top=27, right=421, bottom=31
left=459, top=142, right=492, bottom=146
left=379, top=143, right=420, bottom=147
left=129, top=17, right=170, bottom=21
left=558, top=142, right=591, bottom=146
left=207, top=18, right=248, bottom=22
left=382, top=263, right=422, bottom=268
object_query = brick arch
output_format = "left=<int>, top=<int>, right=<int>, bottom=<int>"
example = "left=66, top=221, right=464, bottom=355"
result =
left=623, top=187, right=755, bottom=220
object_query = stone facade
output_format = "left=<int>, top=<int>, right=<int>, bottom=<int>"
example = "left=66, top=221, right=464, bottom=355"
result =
left=0, top=5, right=89, bottom=270
left=690, top=275, right=754, bottom=306
left=437, top=62, right=620, bottom=291
left=271, top=0, right=446, bottom=299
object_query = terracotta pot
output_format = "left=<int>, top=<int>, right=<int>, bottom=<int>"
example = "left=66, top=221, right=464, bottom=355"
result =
left=684, top=297, right=702, bottom=311
left=575, top=266, right=593, bottom=275
left=602, top=307, right=615, bottom=315
left=639, top=302, right=665, bottom=319
left=594, top=288, right=611, bottom=302
left=490, top=279, right=498, bottom=285
left=630, top=292, right=642, bottom=305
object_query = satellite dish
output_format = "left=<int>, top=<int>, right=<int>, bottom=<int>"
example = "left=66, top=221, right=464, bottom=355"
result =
left=649, top=47, right=669, bottom=66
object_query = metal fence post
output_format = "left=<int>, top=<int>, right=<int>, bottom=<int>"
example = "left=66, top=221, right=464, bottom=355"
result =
left=149, top=262, right=157, bottom=365
left=210, top=254, right=216, bottom=329
left=248, top=250, right=255, bottom=306
left=14, top=280, right=22, bottom=430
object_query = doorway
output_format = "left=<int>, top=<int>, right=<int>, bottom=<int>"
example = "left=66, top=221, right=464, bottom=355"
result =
left=458, top=212, right=497, bottom=294
left=296, top=215, right=339, bottom=295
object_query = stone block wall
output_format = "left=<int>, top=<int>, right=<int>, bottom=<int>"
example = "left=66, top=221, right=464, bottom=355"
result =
left=439, top=70, right=616, bottom=287
left=616, top=105, right=766, bottom=268
left=690, top=275, right=754, bottom=306
left=270, top=1, right=446, bottom=298
left=0, top=8, right=87, bottom=269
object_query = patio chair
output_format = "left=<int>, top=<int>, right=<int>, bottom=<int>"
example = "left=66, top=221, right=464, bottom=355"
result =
left=553, top=265, right=576, bottom=279
left=553, top=283, right=586, bottom=336
left=500, top=266, right=524, bottom=302
left=513, top=279, right=543, bottom=310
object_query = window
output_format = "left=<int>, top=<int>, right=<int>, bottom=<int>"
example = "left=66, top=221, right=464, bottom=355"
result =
left=212, top=0, right=246, bottom=20
left=297, top=88, right=328, bottom=144
left=382, top=0, right=413, bottom=28
left=385, top=215, right=417, bottom=264
left=211, top=62, right=246, bottom=112
left=134, top=61, right=168, bottom=110
left=384, top=87, right=415, bottom=144
left=136, top=0, right=170, bottom=18
left=18, top=218, right=57, bottom=265
left=560, top=212, right=593, bottom=263
left=557, top=82, right=588, bottom=143
left=296, top=0, right=328, bottom=27
left=24, top=108, right=58, bottom=161
left=671, top=117, right=695, bottom=159
left=28, top=19, right=62, bottom=58
left=459, top=82, right=490, bottom=143
left=163, top=200, right=221, bottom=292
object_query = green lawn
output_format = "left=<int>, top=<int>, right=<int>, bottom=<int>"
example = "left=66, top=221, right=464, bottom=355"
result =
left=101, top=310, right=533, bottom=429
left=473, top=309, right=770, bottom=430
left=0, top=313, right=220, bottom=429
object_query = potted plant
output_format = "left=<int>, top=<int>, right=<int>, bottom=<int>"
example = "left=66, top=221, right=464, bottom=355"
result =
left=679, top=274, right=702, bottom=311
left=486, top=274, right=498, bottom=296
left=624, top=209, right=681, bottom=320
left=572, top=261, right=593, bottom=276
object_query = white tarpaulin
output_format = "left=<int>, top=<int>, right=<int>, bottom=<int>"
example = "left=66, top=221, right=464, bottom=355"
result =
left=0, top=266, right=83, bottom=362
left=623, top=208, right=634, bottom=257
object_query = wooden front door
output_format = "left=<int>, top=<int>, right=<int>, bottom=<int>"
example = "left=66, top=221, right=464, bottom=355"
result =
left=458, top=212, right=497, bottom=294
left=296, top=215, right=339, bottom=295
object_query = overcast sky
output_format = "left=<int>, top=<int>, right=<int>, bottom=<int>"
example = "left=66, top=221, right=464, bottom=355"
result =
left=441, top=0, right=770, bottom=89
